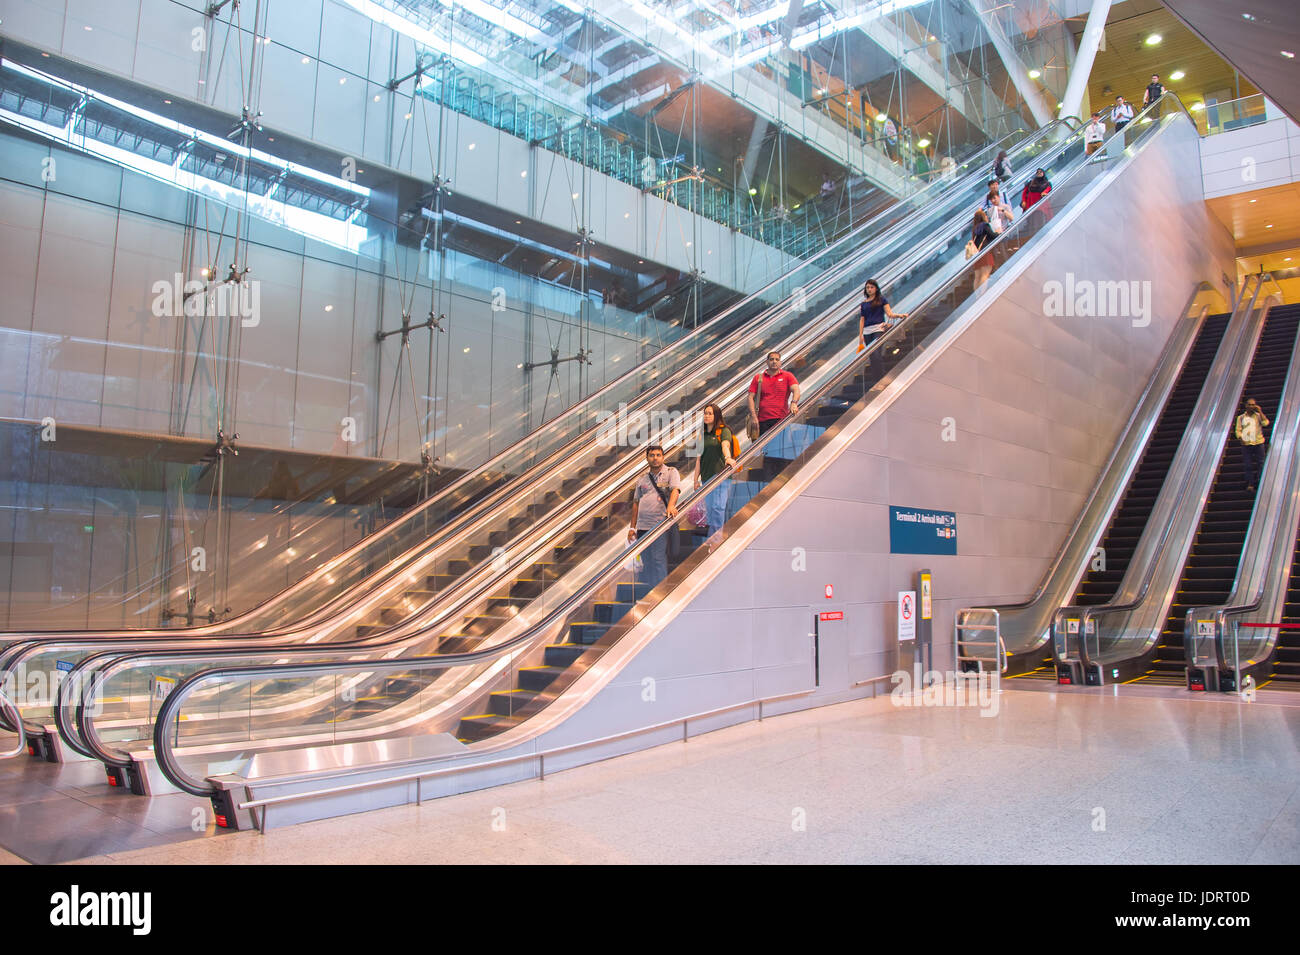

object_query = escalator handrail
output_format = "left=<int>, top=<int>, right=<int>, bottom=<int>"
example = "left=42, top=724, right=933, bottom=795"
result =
left=148, top=111, right=1126, bottom=797
left=1072, top=274, right=1267, bottom=669
left=3, top=123, right=1074, bottom=649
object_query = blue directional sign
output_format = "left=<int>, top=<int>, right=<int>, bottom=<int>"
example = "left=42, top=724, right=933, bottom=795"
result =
left=889, top=505, right=957, bottom=555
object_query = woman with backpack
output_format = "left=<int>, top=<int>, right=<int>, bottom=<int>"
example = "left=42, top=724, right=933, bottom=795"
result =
left=692, top=402, right=738, bottom=539
left=992, top=149, right=1012, bottom=183
left=968, top=208, right=998, bottom=290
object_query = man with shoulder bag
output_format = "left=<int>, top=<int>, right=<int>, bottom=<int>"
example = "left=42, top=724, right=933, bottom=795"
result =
left=627, top=444, right=681, bottom=589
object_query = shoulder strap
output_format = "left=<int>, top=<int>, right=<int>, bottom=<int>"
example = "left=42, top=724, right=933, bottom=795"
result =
left=646, top=469, right=672, bottom=507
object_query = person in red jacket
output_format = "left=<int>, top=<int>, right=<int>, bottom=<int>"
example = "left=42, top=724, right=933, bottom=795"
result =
left=1020, top=167, right=1053, bottom=223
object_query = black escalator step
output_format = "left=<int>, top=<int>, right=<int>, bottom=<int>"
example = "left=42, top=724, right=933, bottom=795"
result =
left=446, top=558, right=471, bottom=575
left=426, top=573, right=459, bottom=590
left=568, top=622, right=610, bottom=644
left=519, top=666, right=567, bottom=691
left=616, top=581, right=652, bottom=602
left=438, top=634, right=480, bottom=653
left=594, top=601, right=633, bottom=624
left=543, top=643, right=591, bottom=666
left=457, top=714, right=523, bottom=743
left=354, top=624, right=386, bottom=639
left=462, top=614, right=510, bottom=636
left=488, top=689, right=545, bottom=716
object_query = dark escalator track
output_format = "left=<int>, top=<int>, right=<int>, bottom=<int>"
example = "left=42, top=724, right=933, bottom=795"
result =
left=1009, top=313, right=1231, bottom=680
left=1128, top=305, right=1300, bottom=685
left=1263, top=530, right=1300, bottom=689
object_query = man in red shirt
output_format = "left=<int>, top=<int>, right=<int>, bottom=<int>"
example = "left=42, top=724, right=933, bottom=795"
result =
left=747, top=351, right=800, bottom=437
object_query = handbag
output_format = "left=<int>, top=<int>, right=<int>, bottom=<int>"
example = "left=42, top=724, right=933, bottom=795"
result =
left=964, top=238, right=978, bottom=260
left=685, top=498, right=708, bottom=528
left=646, top=469, right=682, bottom=558
left=747, top=374, right=763, bottom=440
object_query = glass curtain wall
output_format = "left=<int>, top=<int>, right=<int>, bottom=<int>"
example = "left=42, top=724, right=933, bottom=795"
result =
left=0, top=0, right=1030, bottom=629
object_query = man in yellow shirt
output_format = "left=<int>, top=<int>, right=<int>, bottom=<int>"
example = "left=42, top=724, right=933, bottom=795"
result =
left=1235, top=398, right=1270, bottom=493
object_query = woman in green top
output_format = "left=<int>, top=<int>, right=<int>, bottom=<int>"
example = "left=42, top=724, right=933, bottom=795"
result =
left=693, top=403, right=737, bottom=538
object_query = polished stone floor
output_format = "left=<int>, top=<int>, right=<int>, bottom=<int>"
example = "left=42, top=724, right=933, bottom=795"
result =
left=2, top=685, right=1298, bottom=864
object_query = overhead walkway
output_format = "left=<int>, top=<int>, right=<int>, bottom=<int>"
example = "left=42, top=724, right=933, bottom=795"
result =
left=0, top=124, right=1078, bottom=764
left=83, top=97, right=1196, bottom=824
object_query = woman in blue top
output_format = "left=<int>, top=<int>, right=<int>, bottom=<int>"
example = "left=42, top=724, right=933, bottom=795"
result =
left=857, top=279, right=908, bottom=380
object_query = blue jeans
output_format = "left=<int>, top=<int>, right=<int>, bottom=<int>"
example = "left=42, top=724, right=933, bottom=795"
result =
left=635, top=530, right=668, bottom=589
left=705, top=481, right=731, bottom=537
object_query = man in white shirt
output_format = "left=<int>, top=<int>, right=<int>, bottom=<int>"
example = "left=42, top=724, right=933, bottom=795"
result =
left=1235, top=398, right=1270, bottom=492
left=1084, top=112, right=1106, bottom=156
left=1111, top=95, right=1135, bottom=132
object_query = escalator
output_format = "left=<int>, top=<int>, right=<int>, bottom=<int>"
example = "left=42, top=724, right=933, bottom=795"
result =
left=131, top=94, right=1187, bottom=811
left=2, top=126, right=1068, bottom=757
left=30, top=123, right=1092, bottom=767
left=1129, top=304, right=1300, bottom=685
left=1008, top=311, right=1231, bottom=680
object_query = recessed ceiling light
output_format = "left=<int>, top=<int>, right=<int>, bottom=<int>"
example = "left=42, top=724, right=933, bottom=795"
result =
left=624, top=212, right=630, bottom=218
left=1242, top=13, right=1256, bottom=20
left=373, top=94, right=380, bottom=102
left=876, top=113, right=887, bottom=122
left=917, top=138, right=931, bottom=149
left=41, top=52, right=50, bottom=57
left=1251, top=198, right=1258, bottom=203
left=1170, top=70, right=1185, bottom=81
left=1028, top=69, right=1041, bottom=79
left=467, top=143, right=475, bottom=150
left=1266, top=223, right=1274, bottom=228
left=302, top=56, right=310, bottom=64
left=83, top=25, right=92, bottom=31
left=404, top=112, right=412, bottom=120
left=1190, top=102, right=1205, bottom=111
left=1286, top=257, right=1293, bottom=262
left=163, top=99, right=171, bottom=104
left=1145, top=34, right=1162, bottom=46
left=520, top=170, right=527, bottom=178
left=338, top=77, right=346, bottom=85
left=463, top=347, right=470, bottom=353
left=324, top=305, right=334, bottom=312
left=572, top=192, right=579, bottom=199
left=1283, top=51, right=1297, bottom=59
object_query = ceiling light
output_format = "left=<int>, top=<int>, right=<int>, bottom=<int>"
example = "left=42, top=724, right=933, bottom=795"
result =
left=467, top=143, right=475, bottom=150
left=404, top=112, right=412, bottom=120
left=917, top=138, right=931, bottom=148
left=624, top=212, right=630, bottom=218
left=324, top=305, right=334, bottom=311
left=748, top=187, right=757, bottom=195
left=1028, top=69, right=1041, bottom=79
left=302, top=56, right=310, bottom=64
left=1266, top=223, right=1274, bottom=228
left=1286, top=257, right=1293, bottom=262
left=373, top=94, right=381, bottom=102
left=463, top=347, right=470, bottom=353
left=876, top=113, right=887, bottom=122
left=1283, top=51, right=1296, bottom=59
left=1169, top=70, right=1185, bottom=81
left=338, top=77, right=346, bottom=85
left=1190, top=102, right=1205, bottom=111
left=520, top=170, right=527, bottom=177
left=572, top=192, right=579, bottom=199
left=83, top=25, right=92, bottom=31
left=1242, top=13, right=1255, bottom=20
left=1145, top=34, right=1162, bottom=46
left=1250, top=198, right=1258, bottom=203
left=163, top=99, right=171, bottom=104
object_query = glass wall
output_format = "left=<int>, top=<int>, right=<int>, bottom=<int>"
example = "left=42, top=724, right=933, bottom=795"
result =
left=0, top=0, right=1036, bottom=626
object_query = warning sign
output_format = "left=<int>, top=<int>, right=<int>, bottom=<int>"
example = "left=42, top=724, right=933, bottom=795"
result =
left=919, top=574, right=932, bottom=620
left=1066, top=618, right=1080, bottom=635
left=1196, top=620, right=1215, bottom=637
left=898, top=591, right=916, bottom=642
